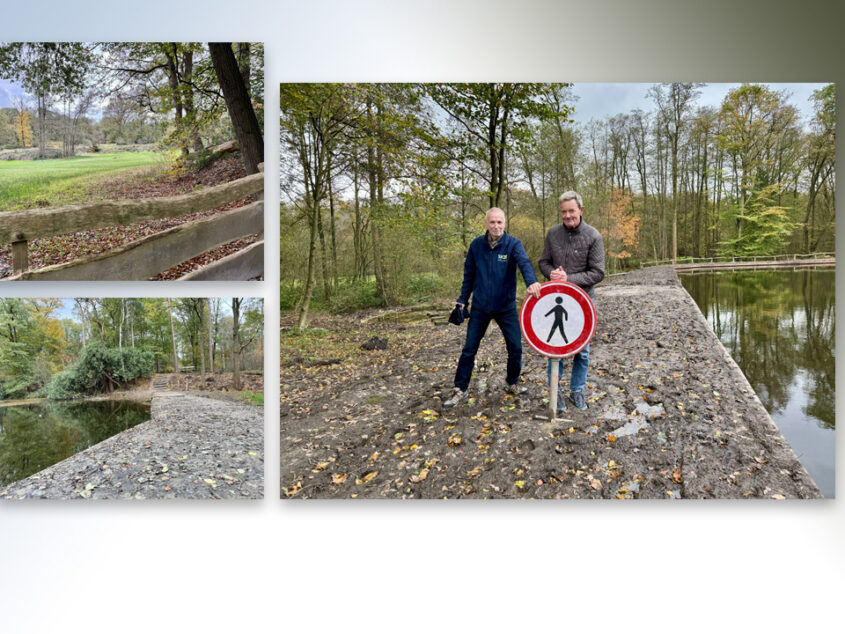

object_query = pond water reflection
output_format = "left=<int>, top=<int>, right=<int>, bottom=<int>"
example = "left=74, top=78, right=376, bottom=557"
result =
left=0, top=399, right=150, bottom=486
left=680, top=269, right=835, bottom=498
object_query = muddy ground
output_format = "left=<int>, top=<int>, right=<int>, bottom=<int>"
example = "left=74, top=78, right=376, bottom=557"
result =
left=281, top=266, right=820, bottom=500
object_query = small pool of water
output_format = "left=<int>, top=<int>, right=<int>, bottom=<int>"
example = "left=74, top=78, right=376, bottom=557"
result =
left=0, top=399, right=150, bottom=486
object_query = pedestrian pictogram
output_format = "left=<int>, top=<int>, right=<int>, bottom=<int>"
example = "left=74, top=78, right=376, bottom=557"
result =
left=545, top=297, right=568, bottom=343
left=520, top=281, right=596, bottom=358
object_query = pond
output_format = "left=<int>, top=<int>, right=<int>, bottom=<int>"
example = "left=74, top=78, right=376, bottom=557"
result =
left=0, top=399, right=150, bottom=487
left=680, top=268, right=835, bottom=498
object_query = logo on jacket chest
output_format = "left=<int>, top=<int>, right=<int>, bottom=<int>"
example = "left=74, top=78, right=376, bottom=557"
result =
left=497, top=254, right=508, bottom=262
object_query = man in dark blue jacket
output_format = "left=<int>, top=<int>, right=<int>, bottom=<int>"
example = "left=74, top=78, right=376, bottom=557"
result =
left=443, top=208, right=541, bottom=408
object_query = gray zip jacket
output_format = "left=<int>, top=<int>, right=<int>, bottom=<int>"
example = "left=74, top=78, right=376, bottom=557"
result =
left=538, top=220, right=605, bottom=296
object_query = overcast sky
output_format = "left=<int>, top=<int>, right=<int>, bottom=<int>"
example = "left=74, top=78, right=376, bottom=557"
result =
left=569, top=82, right=828, bottom=127
left=0, top=78, right=24, bottom=108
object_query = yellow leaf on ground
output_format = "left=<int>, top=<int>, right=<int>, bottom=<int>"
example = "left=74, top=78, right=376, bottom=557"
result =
left=356, top=471, right=378, bottom=485
left=331, top=473, right=347, bottom=485
left=410, top=468, right=429, bottom=483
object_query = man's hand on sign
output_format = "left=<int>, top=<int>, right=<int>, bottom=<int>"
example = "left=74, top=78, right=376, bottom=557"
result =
left=526, top=282, right=541, bottom=299
left=457, top=302, right=465, bottom=310
left=550, top=266, right=567, bottom=282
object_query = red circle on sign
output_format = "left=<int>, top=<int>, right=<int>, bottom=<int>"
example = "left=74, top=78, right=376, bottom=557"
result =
left=520, top=281, right=596, bottom=357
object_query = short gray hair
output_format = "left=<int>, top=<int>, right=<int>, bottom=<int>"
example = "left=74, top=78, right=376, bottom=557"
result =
left=485, top=207, right=506, bottom=220
left=559, top=191, right=583, bottom=208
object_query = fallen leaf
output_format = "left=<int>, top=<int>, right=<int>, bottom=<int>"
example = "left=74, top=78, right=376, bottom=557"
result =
left=409, top=468, right=429, bottom=483
left=331, top=473, right=348, bottom=485
left=356, top=471, right=378, bottom=485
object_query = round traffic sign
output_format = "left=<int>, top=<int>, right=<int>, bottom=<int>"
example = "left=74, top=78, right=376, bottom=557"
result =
left=520, top=281, right=596, bottom=357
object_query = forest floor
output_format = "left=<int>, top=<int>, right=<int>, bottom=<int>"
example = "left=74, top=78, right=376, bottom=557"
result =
left=281, top=266, right=821, bottom=500
left=0, top=391, right=263, bottom=500
left=0, top=155, right=260, bottom=280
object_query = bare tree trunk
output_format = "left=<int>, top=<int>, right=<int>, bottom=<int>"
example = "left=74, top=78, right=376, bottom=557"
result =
left=209, top=43, right=263, bottom=175
left=232, top=298, right=242, bottom=390
left=167, top=298, right=179, bottom=373
left=165, top=45, right=188, bottom=158
left=182, top=49, right=204, bottom=153
left=207, top=298, right=214, bottom=374
left=297, top=201, right=319, bottom=329
left=236, top=43, right=251, bottom=98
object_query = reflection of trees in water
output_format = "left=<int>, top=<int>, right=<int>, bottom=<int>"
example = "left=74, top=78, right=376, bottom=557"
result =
left=682, top=270, right=834, bottom=429
left=802, top=273, right=835, bottom=428
left=0, top=401, right=149, bottom=486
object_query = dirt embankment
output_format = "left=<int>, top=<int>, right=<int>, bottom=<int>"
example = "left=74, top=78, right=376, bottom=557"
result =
left=281, top=266, right=820, bottom=500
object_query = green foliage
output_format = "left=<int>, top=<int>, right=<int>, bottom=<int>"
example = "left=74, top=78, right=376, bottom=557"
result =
left=47, top=341, right=154, bottom=400
left=0, top=299, right=66, bottom=399
left=241, top=391, right=264, bottom=406
left=718, top=185, right=796, bottom=256
left=313, top=277, right=385, bottom=314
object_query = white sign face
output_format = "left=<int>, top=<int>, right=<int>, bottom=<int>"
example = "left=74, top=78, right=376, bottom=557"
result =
left=530, top=292, right=585, bottom=347
left=520, top=281, right=596, bottom=358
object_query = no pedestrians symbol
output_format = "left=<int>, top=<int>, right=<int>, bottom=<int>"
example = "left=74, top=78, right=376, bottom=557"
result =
left=520, top=281, right=596, bottom=358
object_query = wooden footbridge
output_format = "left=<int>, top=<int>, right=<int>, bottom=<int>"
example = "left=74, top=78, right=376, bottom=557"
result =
left=640, top=252, right=835, bottom=273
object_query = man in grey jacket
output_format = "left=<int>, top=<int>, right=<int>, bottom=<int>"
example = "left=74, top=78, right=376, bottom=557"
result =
left=538, top=191, right=605, bottom=411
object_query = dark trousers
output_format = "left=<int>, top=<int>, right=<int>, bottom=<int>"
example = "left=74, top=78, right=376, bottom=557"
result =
left=454, top=307, right=522, bottom=390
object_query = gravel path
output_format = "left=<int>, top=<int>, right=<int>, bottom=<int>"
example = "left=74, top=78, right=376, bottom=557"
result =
left=1, top=393, right=263, bottom=500
left=281, top=266, right=821, bottom=499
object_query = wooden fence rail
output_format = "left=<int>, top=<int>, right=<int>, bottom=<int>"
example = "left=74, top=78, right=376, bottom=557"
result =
left=1, top=163, right=264, bottom=281
left=639, top=252, right=835, bottom=268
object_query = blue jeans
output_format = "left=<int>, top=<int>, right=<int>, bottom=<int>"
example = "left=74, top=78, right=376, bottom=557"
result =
left=454, top=307, right=522, bottom=390
left=547, top=344, right=590, bottom=395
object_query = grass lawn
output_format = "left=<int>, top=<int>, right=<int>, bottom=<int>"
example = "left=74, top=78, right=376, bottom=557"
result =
left=0, top=151, right=167, bottom=211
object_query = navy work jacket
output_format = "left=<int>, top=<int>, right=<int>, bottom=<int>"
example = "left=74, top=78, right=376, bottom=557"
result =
left=458, top=231, right=538, bottom=313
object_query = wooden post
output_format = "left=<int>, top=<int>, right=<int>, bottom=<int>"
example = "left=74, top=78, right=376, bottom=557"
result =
left=11, top=235, right=28, bottom=273
left=549, top=357, right=561, bottom=420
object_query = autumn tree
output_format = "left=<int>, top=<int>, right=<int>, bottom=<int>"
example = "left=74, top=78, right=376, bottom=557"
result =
left=717, top=84, right=798, bottom=242
left=280, top=83, right=350, bottom=327
left=596, top=189, right=640, bottom=272
left=12, top=101, right=32, bottom=148
left=0, top=43, right=92, bottom=157
left=802, top=84, right=835, bottom=253
left=426, top=83, right=572, bottom=208
left=649, top=83, right=702, bottom=262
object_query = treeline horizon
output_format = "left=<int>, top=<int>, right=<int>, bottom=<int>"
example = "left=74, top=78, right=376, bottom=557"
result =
left=280, top=82, right=835, bottom=324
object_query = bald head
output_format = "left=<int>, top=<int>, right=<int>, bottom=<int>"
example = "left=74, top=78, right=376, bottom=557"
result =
left=484, top=208, right=505, bottom=239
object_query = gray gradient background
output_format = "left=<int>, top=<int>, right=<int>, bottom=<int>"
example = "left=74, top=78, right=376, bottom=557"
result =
left=1, top=0, right=842, bottom=632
